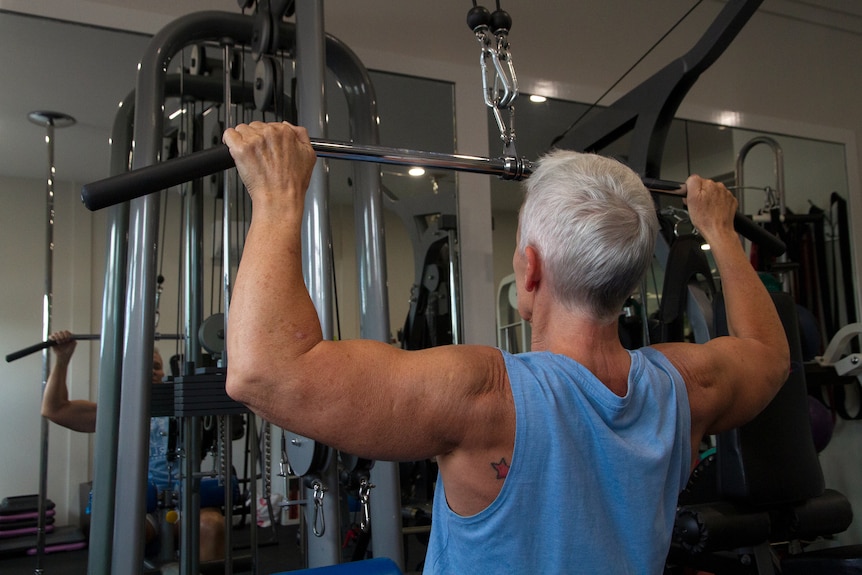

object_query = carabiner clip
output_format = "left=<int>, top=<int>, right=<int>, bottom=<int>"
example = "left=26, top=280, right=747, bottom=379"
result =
left=358, top=477, right=376, bottom=533
left=311, top=480, right=327, bottom=537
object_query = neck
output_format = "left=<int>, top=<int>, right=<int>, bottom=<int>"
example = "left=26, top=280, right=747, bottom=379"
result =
left=530, top=299, right=631, bottom=396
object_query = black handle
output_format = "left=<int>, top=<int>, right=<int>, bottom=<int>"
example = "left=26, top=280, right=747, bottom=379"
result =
left=731, top=212, right=786, bottom=258
left=6, top=334, right=103, bottom=363
left=6, top=340, right=57, bottom=363
left=643, top=177, right=786, bottom=258
left=81, top=146, right=235, bottom=211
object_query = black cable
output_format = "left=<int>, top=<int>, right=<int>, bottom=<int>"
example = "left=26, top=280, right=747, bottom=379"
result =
left=175, top=192, right=185, bottom=358
left=684, top=120, right=692, bottom=178
left=158, top=188, right=168, bottom=278
left=210, top=163, right=218, bottom=316
left=330, top=239, right=342, bottom=342
left=548, top=0, right=704, bottom=150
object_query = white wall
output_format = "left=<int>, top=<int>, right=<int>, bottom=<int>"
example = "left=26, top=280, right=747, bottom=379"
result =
left=0, top=175, right=97, bottom=524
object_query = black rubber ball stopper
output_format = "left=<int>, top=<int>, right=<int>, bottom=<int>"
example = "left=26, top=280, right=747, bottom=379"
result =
left=490, top=9, right=512, bottom=32
left=467, top=5, right=491, bottom=30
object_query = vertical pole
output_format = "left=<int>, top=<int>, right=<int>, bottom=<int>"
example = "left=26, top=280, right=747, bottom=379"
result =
left=28, top=110, right=75, bottom=575
left=222, top=416, right=234, bottom=575
left=295, top=0, right=342, bottom=566
left=311, top=23, right=406, bottom=568
left=113, top=63, right=163, bottom=570
left=111, top=13, right=256, bottom=575
left=447, top=230, right=462, bottom=345
left=222, top=42, right=234, bottom=364
left=186, top=114, right=205, bottom=368
left=35, top=119, right=53, bottom=575
left=87, top=93, right=132, bottom=575
left=180, top=418, right=201, bottom=575
left=221, top=42, right=236, bottom=575
left=112, top=188, right=159, bottom=575
left=179, top=106, right=205, bottom=575
left=87, top=202, right=128, bottom=575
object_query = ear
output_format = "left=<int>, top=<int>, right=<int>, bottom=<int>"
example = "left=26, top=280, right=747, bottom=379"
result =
left=524, top=246, right=541, bottom=292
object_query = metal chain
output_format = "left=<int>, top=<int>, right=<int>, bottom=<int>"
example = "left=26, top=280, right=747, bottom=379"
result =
left=217, top=415, right=227, bottom=484
left=263, top=420, right=272, bottom=499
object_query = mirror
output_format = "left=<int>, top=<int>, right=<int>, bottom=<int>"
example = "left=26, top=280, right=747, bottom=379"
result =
left=490, top=94, right=853, bottom=352
left=0, top=10, right=456, bottom=539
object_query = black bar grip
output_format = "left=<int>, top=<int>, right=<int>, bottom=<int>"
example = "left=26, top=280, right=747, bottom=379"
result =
left=732, top=211, right=786, bottom=258
left=5, top=333, right=176, bottom=363
left=81, top=146, right=235, bottom=211
left=643, top=177, right=786, bottom=258
left=6, top=340, right=57, bottom=363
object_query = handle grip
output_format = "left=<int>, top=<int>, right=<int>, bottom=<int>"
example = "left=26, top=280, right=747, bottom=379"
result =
left=81, top=146, right=235, bottom=211
left=731, top=211, right=786, bottom=258
left=643, top=178, right=786, bottom=258
left=5, top=333, right=176, bottom=363
left=5, top=340, right=57, bottom=363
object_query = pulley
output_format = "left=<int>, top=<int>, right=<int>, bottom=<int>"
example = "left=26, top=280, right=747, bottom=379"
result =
left=285, top=433, right=330, bottom=477
left=199, top=313, right=226, bottom=355
left=253, top=57, right=284, bottom=113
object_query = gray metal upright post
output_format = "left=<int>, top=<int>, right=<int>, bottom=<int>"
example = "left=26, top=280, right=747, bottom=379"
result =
left=296, top=0, right=342, bottom=566
left=185, top=113, right=205, bottom=369
left=108, top=14, right=257, bottom=574
left=308, top=18, right=406, bottom=570
left=180, top=419, right=201, bottom=575
left=111, top=44, right=166, bottom=575
left=338, top=54, right=407, bottom=575
left=87, top=92, right=134, bottom=575
left=111, top=183, right=160, bottom=575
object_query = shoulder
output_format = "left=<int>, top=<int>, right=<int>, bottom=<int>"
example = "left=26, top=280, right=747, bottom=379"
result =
left=651, top=339, right=739, bottom=435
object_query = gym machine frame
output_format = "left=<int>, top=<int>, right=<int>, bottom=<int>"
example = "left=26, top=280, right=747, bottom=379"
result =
left=84, top=6, right=412, bottom=574
left=81, top=1, right=782, bottom=574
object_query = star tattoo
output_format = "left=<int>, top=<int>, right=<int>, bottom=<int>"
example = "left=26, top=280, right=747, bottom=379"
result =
left=491, top=457, right=510, bottom=480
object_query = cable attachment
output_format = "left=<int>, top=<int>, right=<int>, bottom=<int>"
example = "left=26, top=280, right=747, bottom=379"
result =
left=467, top=1, right=519, bottom=155
left=490, top=4, right=516, bottom=108
left=154, top=274, right=164, bottom=328
left=358, top=476, right=375, bottom=533
left=660, top=206, right=698, bottom=238
left=307, top=478, right=327, bottom=537
left=278, top=430, right=292, bottom=477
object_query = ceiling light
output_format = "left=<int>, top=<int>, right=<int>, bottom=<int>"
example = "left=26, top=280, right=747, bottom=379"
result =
left=529, top=94, right=547, bottom=103
left=408, top=167, right=426, bottom=176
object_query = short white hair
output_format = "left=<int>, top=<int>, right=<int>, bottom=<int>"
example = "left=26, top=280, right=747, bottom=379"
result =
left=518, top=150, right=658, bottom=322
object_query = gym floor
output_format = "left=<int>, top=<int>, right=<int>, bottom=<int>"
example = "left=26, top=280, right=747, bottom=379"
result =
left=0, top=523, right=430, bottom=574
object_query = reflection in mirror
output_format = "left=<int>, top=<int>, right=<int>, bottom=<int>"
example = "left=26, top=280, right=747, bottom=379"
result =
left=490, top=93, right=852, bottom=353
left=326, top=70, right=457, bottom=346
left=0, top=11, right=458, bottom=558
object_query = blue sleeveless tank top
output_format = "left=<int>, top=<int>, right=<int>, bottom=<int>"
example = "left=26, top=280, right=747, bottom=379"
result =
left=424, top=347, right=691, bottom=574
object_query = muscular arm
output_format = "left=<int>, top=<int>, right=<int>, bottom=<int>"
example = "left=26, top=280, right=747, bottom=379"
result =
left=41, top=331, right=97, bottom=433
left=223, top=122, right=510, bottom=463
left=655, top=176, right=790, bottom=437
